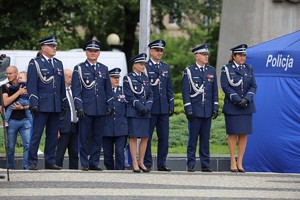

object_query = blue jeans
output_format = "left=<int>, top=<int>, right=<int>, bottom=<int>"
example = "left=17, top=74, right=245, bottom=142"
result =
left=7, top=118, right=31, bottom=169
left=4, top=99, right=32, bottom=123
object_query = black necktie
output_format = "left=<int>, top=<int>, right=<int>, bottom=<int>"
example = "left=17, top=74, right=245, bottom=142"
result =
left=67, top=88, right=77, bottom=123
left=92, top=65, right=96, bottom=72
left=238, top=65, right=242, bottom=70
left=48, top=59, right=53, bottom=68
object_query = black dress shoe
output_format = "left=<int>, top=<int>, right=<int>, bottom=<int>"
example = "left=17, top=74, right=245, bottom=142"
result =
left=29, top=164, right=38, bottom=170
left=157, top=166, right=171, bottom=172
left=237, top=168, right=245, bottom=173
left=81, top=166, right=89, bottom=171
left=45, top=164, right=62, bottom=170
left=0, top=175, right=5, bottom=179
left=138, top=165, right=150, bottom=173
left=202, top=168, right=213, bottom=172
left=89, top=165, right=103, bottom=171
left=187, top=167, right=195, bottom=172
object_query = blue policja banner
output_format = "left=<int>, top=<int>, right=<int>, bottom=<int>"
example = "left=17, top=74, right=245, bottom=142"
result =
left=243, top=30, right=300, bottom=173
left=247, top=30, right=300, bottom=77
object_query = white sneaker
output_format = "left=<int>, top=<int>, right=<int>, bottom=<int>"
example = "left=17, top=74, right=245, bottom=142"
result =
left=37, top=149, right=44, bottom=155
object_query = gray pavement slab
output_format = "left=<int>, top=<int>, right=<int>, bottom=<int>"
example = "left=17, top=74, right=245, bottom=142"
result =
left=0, top=169, right=299, bottom=199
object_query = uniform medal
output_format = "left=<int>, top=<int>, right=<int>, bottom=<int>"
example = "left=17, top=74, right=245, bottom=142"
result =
left=207, top=74, right=214, bottom=82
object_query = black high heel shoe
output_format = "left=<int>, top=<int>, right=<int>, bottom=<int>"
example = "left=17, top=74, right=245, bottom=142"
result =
left=132, top=166, right=141, bottom=173
left=230, top=168, right=238, bottom=172
left=237, top=165, right=245, bottom=173
left=237, top=168, right=245, bottom=173
left=138, top=165, right=150, bottom=173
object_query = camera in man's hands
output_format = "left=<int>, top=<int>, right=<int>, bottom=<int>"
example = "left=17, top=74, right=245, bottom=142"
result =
left=0, top=54, right=6, bottom=63
left=0, top=54, right=11, bottom=81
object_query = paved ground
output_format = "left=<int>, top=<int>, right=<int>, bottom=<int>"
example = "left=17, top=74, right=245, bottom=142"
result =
left=0, top=169, right=299, bottom=199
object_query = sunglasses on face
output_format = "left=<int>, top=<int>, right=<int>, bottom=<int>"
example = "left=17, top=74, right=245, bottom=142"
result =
left=46, top=44, right=57, bottom=48
left=153, top=48, right=164, bottom=52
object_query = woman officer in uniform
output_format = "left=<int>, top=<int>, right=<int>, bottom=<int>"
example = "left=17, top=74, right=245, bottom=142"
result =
left=220, top=44, right=257, bottom=173
left=123, top=53, right=153, bottom=173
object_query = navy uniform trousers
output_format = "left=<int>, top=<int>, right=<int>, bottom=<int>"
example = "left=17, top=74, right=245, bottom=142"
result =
left=147, top=114, right=169, bottom=168
left=79, top=115, right=105, bottom=167
left=187, top=117, right=212, bottom=169
left=29, top=113, right=60, bottom=166
left=102, top=136, right=127, bottom=170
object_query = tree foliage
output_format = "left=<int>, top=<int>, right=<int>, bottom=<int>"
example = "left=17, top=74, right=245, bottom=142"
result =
left=0, top=0, right=222, bottom=81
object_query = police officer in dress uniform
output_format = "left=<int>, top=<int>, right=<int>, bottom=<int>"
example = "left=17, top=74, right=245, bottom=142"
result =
left=71, top=40, right=113, bottom=171
left=27, top=35, right=67, bottom=170
left=55, top=69, right=79, bottom=169
left=102, top=67, right=128, bottom=170
left=220, top=44, right=256, bottom=173
left=123, top=53, right=153, bottom=173
left=182, top=44, right=219, bottom=172
left=144, top=39, right=174, bottom=171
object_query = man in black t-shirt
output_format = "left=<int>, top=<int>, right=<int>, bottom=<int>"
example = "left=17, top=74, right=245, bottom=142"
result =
left=2, top=66, right=31, bottom=169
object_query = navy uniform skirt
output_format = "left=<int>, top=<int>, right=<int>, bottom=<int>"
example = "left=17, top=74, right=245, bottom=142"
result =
left=128, top=118, right=149, bottom=138
left=224, top=114, right=253, bottom=134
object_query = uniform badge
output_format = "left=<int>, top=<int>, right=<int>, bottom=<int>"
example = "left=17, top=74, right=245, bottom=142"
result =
left=98, top=71, right=102, bottom=78
left=57, top=68, right=62, bottom=75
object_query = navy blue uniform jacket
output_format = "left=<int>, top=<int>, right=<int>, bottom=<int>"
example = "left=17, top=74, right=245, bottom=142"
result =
left=71, top=60, right=113, bottom=116
left=123, top=71, right=153, bottom=118
left=146, top=60, right=174, bottom=114
left=221, top=63, right=256, bottom=115
left=103, top=86, right=128, bottom=137
left=182, top=64, right=219, bottom=118
left=27, top=56, right=66, bottom=112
